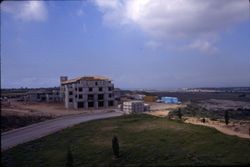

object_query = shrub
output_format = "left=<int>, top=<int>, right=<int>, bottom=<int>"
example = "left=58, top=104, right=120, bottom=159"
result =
left=177, top=108, right=182, bottom=120
left=66, top=146, right=74, bottom=167
left=112, top=136, right=119, bottom=159
left=225, top=110, right=229, bottom=125
left=202, top=118, right=205, bottom=123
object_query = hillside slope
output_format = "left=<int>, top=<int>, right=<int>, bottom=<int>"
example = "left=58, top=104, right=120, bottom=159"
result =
left=2, top=114, right=250, bottom=166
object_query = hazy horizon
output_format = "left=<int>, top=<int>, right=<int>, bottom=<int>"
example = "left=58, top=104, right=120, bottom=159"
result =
left=1, top=0, right=250, bottom=89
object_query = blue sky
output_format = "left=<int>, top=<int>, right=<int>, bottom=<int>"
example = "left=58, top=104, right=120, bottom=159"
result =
left=1, top=0, right=250, bottom=89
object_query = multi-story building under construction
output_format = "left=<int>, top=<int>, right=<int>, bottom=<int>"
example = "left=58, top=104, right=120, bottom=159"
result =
left=60, top=76, right=115, bottom=109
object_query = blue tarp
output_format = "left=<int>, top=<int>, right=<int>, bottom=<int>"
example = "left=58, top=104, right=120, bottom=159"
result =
left=161, top=96, right=180, bottom=104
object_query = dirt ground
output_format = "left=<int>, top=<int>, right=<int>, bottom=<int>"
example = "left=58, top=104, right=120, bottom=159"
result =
left=149, top=102, right=187, bottom=111
left=1, top=99, right=116, bottom=117
left=146, top=102, right=187, bottom=117
left=2, top=100, right=250, bottom=139
left=184, top=117, right=250, bottom=139
left=146, top=102, right=250, bottom=139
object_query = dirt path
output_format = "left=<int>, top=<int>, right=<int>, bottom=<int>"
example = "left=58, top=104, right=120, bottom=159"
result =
left=184, top=117, right=250, bottom=139
left=147, top=110, right=250, bottom=139
left=146, top=110, right=170, bottom=117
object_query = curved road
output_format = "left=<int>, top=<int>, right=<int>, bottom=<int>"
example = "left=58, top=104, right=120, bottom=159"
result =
left=1, top=111, right=123, bottom=151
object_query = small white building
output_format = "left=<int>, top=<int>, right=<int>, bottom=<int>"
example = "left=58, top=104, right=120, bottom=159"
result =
left=122, top=100, right=150, bottom=114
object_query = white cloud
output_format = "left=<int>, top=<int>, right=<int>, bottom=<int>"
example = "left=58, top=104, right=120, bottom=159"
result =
left=94, top=0, right=249, bottom=53
left=1, top=1, right=47, bottom=22
left=145, top=40, right=161, bottom=49
left=181, top=35, right=219, bottom=54
left=94, top=0, right=126, bottom=26
left=186, top=39, right=218, bottom=54
left=95, top=0, right=122, bottom=9
left=76, top=9, right=84, bottom=16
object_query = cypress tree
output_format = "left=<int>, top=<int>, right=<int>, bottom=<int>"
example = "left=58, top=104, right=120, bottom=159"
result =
left=66, top=146, right=74, bottom=167
left=112, top=136, right=120, bottom=159
left=225, top=110, right=229, bottom=125
left=177, top=108, right=182, bottom=120
left=202, top=118, right=205, bottom=123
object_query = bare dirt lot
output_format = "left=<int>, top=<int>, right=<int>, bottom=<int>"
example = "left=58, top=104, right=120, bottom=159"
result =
left=146, top=102, right=187, bottom=117
left=184, top=117, right=250, bottom=139
left=147, top=101, right=250, bottom=139
left=1, top=99, right=115, bottom=117
left=1, top=99, right=117, bottom=132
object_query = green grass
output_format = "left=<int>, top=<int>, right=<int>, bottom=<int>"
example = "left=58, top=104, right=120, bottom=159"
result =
left=2, top=114, right=250, bottom=166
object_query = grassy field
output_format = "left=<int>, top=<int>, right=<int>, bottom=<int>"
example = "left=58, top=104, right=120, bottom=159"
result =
left=2, top=114, right=250, bottom=166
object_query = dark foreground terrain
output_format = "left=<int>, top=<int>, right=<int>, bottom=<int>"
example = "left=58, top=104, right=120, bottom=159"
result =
left=2, top=114, right=250, bottom=166
left=1, top=115, right=53, bottom=133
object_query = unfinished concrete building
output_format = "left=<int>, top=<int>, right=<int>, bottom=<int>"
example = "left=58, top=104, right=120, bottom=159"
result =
left=60, top=76, right=115, bottom=109
left=24, top=89, right=61, bottom=103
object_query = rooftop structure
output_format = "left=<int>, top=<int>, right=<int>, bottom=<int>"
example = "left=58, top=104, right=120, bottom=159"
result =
left=61, top=76, right=111, bottom=85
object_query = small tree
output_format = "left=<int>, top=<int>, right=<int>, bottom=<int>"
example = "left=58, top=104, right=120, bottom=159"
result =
left=168, top=114, right=172, bottom=120
left=112, top=136, right=120, bottom=159
left=66, top=146, right=74, bottom=167
left=177, top=108, right=182, bottom=120
left=225, top=110, right=229, bottom=125
left=202, top=118, right=205, bottom=123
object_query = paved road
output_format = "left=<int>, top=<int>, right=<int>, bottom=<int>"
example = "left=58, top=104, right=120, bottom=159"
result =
left=1, top=111, right=123, bottom=151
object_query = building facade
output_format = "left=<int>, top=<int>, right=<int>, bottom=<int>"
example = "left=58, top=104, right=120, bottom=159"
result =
left=24, top=89, right=61, bottom=103
left=122, top=100, right=150, bottom=114
left=60, top=76, right=115, bottom=109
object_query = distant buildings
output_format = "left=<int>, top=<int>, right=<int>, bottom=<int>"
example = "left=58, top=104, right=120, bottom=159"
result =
left=60, top=76, right=116, bottom=109
left=143, top=95, right=157, bottom=102
left=160, top=96, right=180, bottom=104
left=133, top=94, right=145, bottom=100
left=24, top=89, right=61, bottom=102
